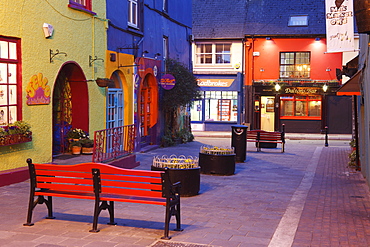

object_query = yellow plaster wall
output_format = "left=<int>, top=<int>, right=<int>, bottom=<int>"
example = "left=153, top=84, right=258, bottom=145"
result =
left=105, top=51, right=135, bottom=125
left=0, top=1, right=107, bottom=171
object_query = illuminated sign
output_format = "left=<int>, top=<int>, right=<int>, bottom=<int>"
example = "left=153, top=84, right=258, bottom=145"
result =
left=197, top=79, right=234, bottom=87
left=160, top=74, right=176, bottom=90
left=284, top=87, right=320, bottom=95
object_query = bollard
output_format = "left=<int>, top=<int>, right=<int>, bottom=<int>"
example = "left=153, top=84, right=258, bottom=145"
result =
left=231, top=125, right=248, bottom=162
left=325, top=126, right=328, bottom=147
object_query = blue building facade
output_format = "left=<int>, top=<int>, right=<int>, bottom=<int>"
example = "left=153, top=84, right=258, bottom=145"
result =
left=106, top=0, right=192, bottom=150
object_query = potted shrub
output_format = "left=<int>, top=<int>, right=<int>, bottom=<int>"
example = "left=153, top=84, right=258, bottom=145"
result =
left=151, top=155, right=200, bottom=197
left=199, top=145, right=236, bottom=175
left=80, top=138, right=94, bottom=154
left=70, top=140, right=82, bottom=155
left=67, top=128, right=88, bottom=141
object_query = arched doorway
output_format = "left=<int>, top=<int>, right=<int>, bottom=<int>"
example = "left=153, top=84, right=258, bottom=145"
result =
left=52, top=63, right=88, bottom=155
left=107, top=70, right=127, bottom=129
left=138, top=73, right=158, bottom=147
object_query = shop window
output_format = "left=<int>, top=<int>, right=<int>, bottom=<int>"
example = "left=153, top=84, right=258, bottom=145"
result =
left=195, top=43, right=231, bottom=65
left=201, top=91, right=237, bottom=122
left=0, top=37, right=21, bottom=125
left=280, top=52, right=310, bottom=79
left=128, top=0, right=138, bottom=28
left=68, top=0, right=95, bottom=15
left=190, top=100, right=202, bottom=121
left=280, top=95, right=321, bottom=120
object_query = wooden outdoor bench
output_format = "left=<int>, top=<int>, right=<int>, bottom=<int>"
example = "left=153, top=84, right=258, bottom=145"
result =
left=247, top=130, right=285, bottom=152
left=23, top=158, right=182, bottom=239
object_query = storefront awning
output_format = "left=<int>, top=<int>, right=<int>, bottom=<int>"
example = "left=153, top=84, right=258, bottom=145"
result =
left=336, top=69, right=361, bottom=96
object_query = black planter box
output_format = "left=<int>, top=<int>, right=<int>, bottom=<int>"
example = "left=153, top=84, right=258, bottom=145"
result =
left=199, top=153, right=236, bottom=175
left=151, top=165, right=200, bottom=197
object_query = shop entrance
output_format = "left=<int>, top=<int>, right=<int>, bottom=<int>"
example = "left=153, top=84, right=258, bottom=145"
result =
left=52, top=63, right=88, bottom=155
left=139, top=74, right=158, bottom=147
left=260, top=96, right=275, bottom=131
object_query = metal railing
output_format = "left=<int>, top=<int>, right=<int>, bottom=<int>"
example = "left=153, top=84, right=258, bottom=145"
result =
left=93, top=124, right=135, bottom=163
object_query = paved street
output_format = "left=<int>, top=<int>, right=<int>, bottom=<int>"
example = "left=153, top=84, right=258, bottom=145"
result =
left=1, top=135, right=370, bottom=247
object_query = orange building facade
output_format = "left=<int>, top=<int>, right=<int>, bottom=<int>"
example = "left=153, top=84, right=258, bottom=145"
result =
left=244, top=36, right=352, bottom=134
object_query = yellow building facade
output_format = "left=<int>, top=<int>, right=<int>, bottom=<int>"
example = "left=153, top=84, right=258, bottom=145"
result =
left=0, top=1, right=107, bottom=172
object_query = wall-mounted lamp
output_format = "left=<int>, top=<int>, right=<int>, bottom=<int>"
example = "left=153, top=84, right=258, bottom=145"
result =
left=315, top=37, right=321, bottom=41
left=275, top=84, right=281, bottom=91
left=266, top=37, right=271, bottom=40
left=323, top=84, right=328, bottom=92
left=154, top=53, right=161, bottom=60
left=326, top=67, right=331, bottom=72
left=89, top=55, right=104, bottom=67
left=260, top=68, right=264, bottom=72
left=50, top=49, right=67, bottom=63
left=142, top=50, right=149, bottom=57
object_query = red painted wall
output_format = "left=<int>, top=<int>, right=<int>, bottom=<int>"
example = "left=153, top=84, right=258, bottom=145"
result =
left=245, top=38, right=342, bottom=85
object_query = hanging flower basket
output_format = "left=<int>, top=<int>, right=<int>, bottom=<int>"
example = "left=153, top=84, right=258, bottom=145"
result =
left=199, top=145, right=236, bottom=175
left=151, top=155, right=200, bottom=197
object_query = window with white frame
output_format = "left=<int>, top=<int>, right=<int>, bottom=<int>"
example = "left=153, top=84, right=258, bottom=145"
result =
left=128, top=0, right=138, bottom=28
left=280, top=52, right=310, bottom=78
left=0, top=37, right=21, bottom=125
left=195, top=43, right=231, bottom=65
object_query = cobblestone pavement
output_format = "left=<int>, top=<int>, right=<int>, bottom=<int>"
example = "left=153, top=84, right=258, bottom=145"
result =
left=1, top=136, right=369, bottom=247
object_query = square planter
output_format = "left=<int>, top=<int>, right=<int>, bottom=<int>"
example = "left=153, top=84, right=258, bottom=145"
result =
left=199, top=146, right=236, bottom=175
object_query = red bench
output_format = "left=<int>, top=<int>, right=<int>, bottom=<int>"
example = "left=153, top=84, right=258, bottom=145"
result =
left=247, top=130, right=285, bottom=152
left=23, top=159, right=182, bottom=239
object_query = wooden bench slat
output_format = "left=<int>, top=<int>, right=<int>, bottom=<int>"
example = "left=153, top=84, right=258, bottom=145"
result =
left=101, top=180, right=163, bottom=191
left=247, top=130, right=285, bottom=152
left=100, top=194, right=166, bottom=205
left=100, top=174, right=162, bottom=183
left=101, top=186, right=163, bottom=198
left=36, top=170, right=92, bottom=179
left=36, top=176, right=93, bottom=185
left=36, top=183, right=94, bottom=192
left=35, top=190, right=95, bottom=200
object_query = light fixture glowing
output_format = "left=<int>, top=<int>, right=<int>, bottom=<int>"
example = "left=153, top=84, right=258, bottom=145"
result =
left=323, top=84, right=328, bottom=92
left=266, top=37, right=271, bottom=40
left=275, top=84, right=281, bottom=91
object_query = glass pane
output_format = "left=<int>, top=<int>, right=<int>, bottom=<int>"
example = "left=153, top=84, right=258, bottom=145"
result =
left=0, top=85, right=7, bottom=105
left=9, top=105, right=16, bottom=124
left=281, top=100, right=293, bottom=116
left=308, top=101, right=321, bottom=116
left=205, top=99, right=218, bottom=121
left=0, top=107, right=7, bottom=125
left=203, top=44, right=212, bottom=53
left=132, top=2, right=137, bottom=25
left=190, top=100, right=202, bottom=121
left=9, top=42, right=16, bottom=60
left=0, top=41, right=8, bottom=59
left=295, top=100, right=306, bottom=116
left=8, top=64, right=16, bottom=84
left=0, top=63, right=7, bottom=83
left=9, top=85, right=16, bottom=105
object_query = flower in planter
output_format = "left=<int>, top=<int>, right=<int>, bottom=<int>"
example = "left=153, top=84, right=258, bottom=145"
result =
left=200, top=145, right=235, bottom=155
left=153, top=155, right=199, bottom=169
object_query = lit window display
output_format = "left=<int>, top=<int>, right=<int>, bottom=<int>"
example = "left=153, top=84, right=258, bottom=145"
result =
left=280, top=95, right=321, bottom=119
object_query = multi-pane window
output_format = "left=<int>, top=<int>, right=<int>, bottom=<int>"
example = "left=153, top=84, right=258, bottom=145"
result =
left=196, top=43, right=231, bottom=65
left=0, top=38, right=20, bottom=125
left=280, top=52, right=310, bottom=78
left=128, top=0, right=138, bottom=28
left=280, top=95, right=321, bottom=119
left=204, top=91, right=237, bottom=122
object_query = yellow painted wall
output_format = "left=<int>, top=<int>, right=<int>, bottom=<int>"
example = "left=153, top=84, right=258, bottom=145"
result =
left=105, top=51, right=135, bottom=125
left=0, top=1, right=107, bottom=171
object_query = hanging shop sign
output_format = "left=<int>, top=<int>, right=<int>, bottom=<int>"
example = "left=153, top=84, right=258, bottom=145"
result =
left=325, top=0, right=355, bottom=52
left=160, top=74, right=176, bottom=90
left=26, top=73, right=51, bottom=105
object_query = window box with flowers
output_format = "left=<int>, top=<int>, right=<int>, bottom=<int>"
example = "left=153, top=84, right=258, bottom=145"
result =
left=0, top=121, right=32, bottom=147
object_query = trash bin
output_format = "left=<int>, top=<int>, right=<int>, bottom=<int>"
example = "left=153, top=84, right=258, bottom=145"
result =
left=231, top=125, right=248, bottom=162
